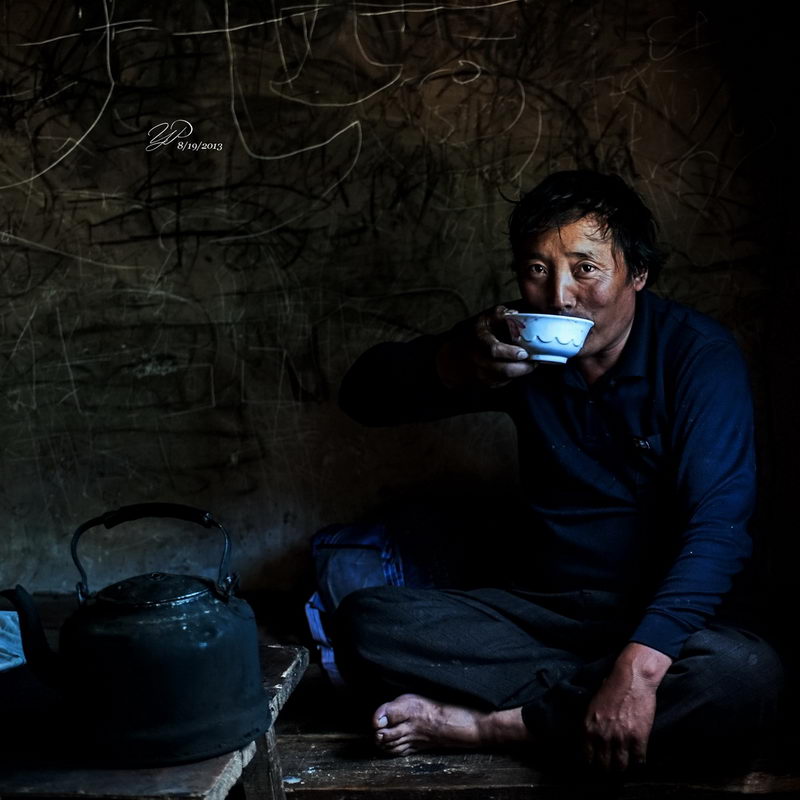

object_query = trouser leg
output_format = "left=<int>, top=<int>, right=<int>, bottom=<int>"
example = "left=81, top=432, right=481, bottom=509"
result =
left=648, top=623, right=785, bottom=760
left=334, top=585, right=588, bottom=712
left=518, top=621, right=785, bottom=757
left=335, top=586, right=783, bottom=759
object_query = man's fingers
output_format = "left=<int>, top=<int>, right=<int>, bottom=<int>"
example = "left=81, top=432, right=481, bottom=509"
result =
left=476, top=361, right=535, bottom=388
left=476, top=352, right=533, bottom=373
left=584, top=721, right=639, bottom=773
left=595, top=736, right=629, bottom=773
left=631, top=733, right=647, bottom=767
left=474, top=338, right=532, bottom=374
left=446, top=304, right=537, bottom=388
left=480, top=306, right=527, bottom=348
left=583, top=737, right=595, bottom=767
left=492, top=341, right=529, bottom=362
left=587, top=732, right=646, bottom=773
left=613, top=740, right=630, bottom=773
left=588, top=734, right=611, bottom=772
left=475, top=330, right=529, bottom=362
left=472, top=331, right=535, bottom=386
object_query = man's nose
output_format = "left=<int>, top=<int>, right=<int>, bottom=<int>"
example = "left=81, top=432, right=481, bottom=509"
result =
left=547, top=270, right=577, bottom=313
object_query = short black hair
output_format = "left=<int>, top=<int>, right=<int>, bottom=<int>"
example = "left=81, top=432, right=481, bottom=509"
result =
left=508, top=170, right=666, bottom=284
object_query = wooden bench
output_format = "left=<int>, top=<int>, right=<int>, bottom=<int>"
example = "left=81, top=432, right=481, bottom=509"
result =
left=277, top=733, right=800, bottom=798
left=0, top=644, right=308, bottom=800
left=274, top=664, right=800, bottom=799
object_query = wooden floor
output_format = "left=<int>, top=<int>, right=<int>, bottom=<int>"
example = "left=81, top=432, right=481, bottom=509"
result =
left=274, top=664, right=800, bottom=800
left=13, top=593, right=800, bottom=799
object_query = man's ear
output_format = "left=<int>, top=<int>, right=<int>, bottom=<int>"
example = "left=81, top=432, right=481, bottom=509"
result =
left=633, top=269, right=648, bottom=290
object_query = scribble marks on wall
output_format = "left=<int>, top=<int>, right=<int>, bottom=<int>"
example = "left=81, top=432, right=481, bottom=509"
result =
left=0, top=2, right=769, bottom=589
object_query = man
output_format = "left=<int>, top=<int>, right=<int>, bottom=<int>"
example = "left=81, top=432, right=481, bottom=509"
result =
left=334, top=170, right=782, bottom=772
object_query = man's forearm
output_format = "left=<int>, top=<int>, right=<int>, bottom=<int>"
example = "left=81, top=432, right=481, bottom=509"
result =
left=614, top=642, right=673, bottom=687
left=435, top=337, right=474, bottom=389
left=583, top=642, right=673, bottom=771
left=338, top=335, right=453, bottom=426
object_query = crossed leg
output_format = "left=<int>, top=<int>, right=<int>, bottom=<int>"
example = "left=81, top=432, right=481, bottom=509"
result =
left=334, top=585, right=783, bottom=760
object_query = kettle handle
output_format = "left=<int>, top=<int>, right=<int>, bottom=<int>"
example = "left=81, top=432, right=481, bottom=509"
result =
left=71, top=503, right=234, bottom=604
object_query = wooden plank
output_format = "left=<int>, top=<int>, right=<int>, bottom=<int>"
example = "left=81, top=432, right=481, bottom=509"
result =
left=0, top=743, right=256, bottom=800
left=277, top=734, right=800, bottom=799
left=237, top=645, right=306, bottom=800
left=239, top=729, right=286, bottom=800
left=260, top=645, right=309, bottom=720
left=279, top=735, right=548, bottom=797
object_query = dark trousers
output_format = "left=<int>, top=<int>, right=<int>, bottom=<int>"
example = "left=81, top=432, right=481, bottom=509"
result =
left=334, top=586, right=784, bottom=761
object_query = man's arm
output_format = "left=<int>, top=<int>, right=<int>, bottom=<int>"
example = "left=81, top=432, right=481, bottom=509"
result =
left=584, top=643, right=672, bottom=771
left=338, top=306, right=535, bottom=425
left=629, top=337, right=755, bottom=656
left=583, top=336, right=756, bottom=771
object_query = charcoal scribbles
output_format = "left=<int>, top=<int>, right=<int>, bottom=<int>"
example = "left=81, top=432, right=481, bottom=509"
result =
left=0, top=2, right=778, bottom=590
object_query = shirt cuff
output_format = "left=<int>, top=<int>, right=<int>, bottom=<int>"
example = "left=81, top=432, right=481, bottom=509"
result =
left=629, top=610, right=697, bottom=660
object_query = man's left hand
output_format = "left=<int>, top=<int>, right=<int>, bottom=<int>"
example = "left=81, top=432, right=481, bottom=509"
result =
left=583, top=642, right=673, bottom=772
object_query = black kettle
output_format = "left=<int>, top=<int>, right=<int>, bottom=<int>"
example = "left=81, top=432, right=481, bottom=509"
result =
left=1, top=503, right=270, bottom=766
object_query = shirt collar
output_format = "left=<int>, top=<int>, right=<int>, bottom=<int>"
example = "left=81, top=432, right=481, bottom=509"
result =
left=610, top=288, right=651, bottom=380
left=561, top=289, right=651, bottom=389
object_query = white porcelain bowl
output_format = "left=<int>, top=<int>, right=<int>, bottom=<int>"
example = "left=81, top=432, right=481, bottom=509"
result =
left=512, top=313, right=594, bottom=363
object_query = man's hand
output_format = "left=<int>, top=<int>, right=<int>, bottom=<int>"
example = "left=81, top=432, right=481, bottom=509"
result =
left=583, top=643, right=673, bottom=772
left=436, top=305, right=535, bottom=389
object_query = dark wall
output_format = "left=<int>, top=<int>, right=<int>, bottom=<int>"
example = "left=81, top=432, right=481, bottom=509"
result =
left=0, top=2, right=795, bottom=615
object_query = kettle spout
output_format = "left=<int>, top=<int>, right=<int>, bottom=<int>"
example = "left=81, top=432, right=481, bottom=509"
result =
left=0, top=585, right=61, bottom=686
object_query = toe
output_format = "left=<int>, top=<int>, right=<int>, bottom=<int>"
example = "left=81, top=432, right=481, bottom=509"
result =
left=383, top=741, right=415, bottom=757
left=372, top=702, right=393, bottom=730
left=372, top=696, right=413, bottom=730
left=376, top=722, right=412, bottom=744
left=384, top=741, right=416, bottom=756
left=382, top=734, right=413, bottom=749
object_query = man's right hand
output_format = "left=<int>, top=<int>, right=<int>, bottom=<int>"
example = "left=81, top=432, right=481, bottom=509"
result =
left=436, top=305, right=536, bottom=389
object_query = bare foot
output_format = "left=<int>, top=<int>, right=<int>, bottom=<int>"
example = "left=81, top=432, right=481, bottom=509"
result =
left=371, top=693, right=529, bottom=756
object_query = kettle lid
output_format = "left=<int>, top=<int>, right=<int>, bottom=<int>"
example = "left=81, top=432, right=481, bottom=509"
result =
left=95, top=573, right=212, bottom=607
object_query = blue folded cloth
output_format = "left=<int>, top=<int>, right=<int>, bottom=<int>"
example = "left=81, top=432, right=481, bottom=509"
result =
left=0, top=611, right=25, bottom=671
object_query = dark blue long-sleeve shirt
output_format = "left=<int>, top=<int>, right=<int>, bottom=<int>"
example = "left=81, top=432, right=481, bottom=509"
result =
left=339, top=290, right=755, bottom=659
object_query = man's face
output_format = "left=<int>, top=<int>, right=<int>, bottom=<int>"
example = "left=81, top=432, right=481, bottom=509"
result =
left=514, top=215, right=647, bottom=361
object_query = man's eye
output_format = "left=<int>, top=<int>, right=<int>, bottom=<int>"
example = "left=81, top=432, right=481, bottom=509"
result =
left=527, top=264, right=546, bottom=275
left=579, top=262, right=596, bottom=273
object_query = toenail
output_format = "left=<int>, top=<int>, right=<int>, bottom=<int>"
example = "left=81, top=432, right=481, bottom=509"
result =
left=378, top=715, right=388, bottom=727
